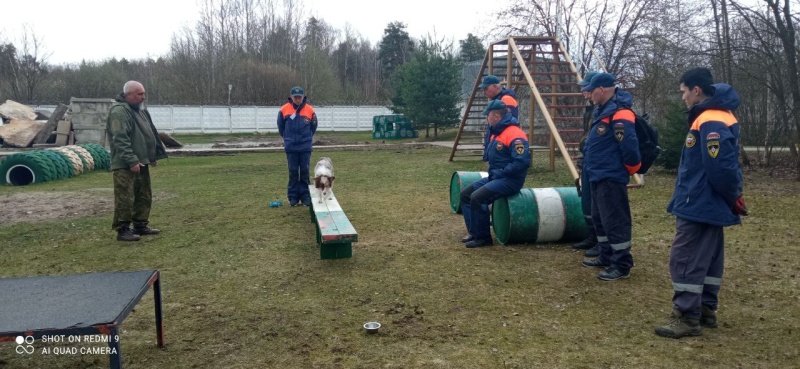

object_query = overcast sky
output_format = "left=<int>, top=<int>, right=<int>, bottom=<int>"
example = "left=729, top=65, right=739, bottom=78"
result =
left=1, top=0, right=487, bottom=65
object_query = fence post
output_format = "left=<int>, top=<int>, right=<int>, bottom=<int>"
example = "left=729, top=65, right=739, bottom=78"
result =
left=170, top=106, right=175, bottom=134
left=200, top=106, right=205, bottom=133
left=356, top=106, right=360, bottom=131
left=254, top=106, right=259, bottom=132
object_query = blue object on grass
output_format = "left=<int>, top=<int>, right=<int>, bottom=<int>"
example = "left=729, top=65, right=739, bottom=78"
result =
left=269, top=200, right=283, bottom=208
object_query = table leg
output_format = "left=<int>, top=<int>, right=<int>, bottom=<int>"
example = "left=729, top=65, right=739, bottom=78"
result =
left=108, top=325, right=122, bottom=369
left=154, top=271, right=164, bottom=348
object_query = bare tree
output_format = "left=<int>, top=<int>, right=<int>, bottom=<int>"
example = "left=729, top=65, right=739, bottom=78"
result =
left=731, top=0, right=800, bottom=177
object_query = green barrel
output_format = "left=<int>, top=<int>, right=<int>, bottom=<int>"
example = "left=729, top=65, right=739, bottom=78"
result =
left=449, top=171, right=488, bottom=214
left=492, top=187, right=587, bottom=244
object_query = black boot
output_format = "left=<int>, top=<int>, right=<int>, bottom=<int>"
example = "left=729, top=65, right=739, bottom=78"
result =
left=117, top=226, right=141, bottom=242
left=134, top=225, right=160, bottom=236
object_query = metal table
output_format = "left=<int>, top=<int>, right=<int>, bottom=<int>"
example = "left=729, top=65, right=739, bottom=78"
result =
left=0, top=270, right=164, bottom=368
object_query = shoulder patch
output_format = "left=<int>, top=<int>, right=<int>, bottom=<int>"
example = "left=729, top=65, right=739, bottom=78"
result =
left=496, top=142, right=504, bottom=151
left=614, top=122, right=625, bottom=141
left=707, top=140, right=720, bottom=158
left=685, top=133, right=696, bottom=148
left=597, top=125, right=607, bottom=135
left=514, top=139, right=525, bottom=155
left=706, top=132, right=720, bottom=140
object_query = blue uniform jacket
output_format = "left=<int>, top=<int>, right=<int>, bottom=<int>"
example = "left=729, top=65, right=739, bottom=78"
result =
left=668, top=83, right=742, bottom=227
left=277, top=96, right=318, bottom=153
left=486, top=113, right=530, bottom=190
left=584, top=88, right=641, bottom=184
left=483, top=88, right=519, bottom=162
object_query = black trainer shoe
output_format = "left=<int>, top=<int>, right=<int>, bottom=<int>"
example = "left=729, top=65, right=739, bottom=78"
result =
left=301, top=197, right=311, bottom=207
left=572, top=237, right=596, bottom=250
left=461, top=235, right=475, bottom=243
left=289, top=198, right=299, bottom=207
left=117, top=227, right=141, bottom=242
left=597, top=267, right=630, bottom=281
left=465, top=238, right=493, bottom=248
left=584, top=244, right=600, bottom=257
left=700, top=305, right=717, bottom=328
left=134, top=226, right=160, bottom=236
left=581, top=258, right=609, bottom=268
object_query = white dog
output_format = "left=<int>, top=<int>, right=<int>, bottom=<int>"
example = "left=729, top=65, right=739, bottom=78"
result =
left=313, top=157, right=335, bottom=203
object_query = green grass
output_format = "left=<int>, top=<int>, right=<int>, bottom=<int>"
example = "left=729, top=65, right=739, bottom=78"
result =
left=1, top=148, right=798, bottom=368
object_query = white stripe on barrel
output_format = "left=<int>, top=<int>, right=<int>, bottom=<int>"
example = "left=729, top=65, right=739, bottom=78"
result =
left=532, top=188, right=566, bottom=242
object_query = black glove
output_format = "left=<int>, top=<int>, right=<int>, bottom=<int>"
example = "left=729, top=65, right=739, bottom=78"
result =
left=575, top=177, right=581, bottom=197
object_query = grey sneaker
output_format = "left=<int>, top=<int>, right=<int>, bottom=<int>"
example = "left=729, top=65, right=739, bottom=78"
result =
left=701, top=305, right=717, bottom=328
left=465, top=238, right=493, bottom=248
left=581, top=258, right=609, bottom=268
left=655, top=310, right=703, bottom=338
left=572, top=237, right=596, bottom=250
left=584, top=244, right=600, bottom=257
left=597, top=267, right=630, bottom=281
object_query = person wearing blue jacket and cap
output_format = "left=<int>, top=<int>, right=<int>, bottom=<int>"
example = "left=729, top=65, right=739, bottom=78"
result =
left=579, top=72, right=641, bottom=281
left=655, top=67, right=747, bottom=339
left=459, top=100, right=530, bottom=248
left=278, top=86, right=318, bottom=206
left=478, top=75, right=519, bottom=162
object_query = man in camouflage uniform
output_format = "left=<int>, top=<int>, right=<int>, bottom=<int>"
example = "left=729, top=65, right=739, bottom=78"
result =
left=106, top=80, right=168, bottom=241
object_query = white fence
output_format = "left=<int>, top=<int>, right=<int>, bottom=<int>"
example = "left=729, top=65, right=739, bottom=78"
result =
left=33, top=105, right=393, bottom=134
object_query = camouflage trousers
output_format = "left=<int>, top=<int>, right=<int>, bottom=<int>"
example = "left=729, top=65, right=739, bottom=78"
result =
left=112, top=165, right=152, bottom=230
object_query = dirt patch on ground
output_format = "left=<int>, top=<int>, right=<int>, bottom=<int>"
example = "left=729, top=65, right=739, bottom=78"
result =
left=0, top=189, right=175, bottom=226
left=210, top=135, right=374, bottom=148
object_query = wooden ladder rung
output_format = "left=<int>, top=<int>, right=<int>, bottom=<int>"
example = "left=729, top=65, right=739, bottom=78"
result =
left=540, top=92, right=584, bottom=97
left=546, top=104, right=586, bottom=109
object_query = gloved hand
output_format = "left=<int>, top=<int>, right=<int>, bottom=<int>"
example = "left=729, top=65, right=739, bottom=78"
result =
left=732, top=195, right=748, bottom=216
left=575, top=177, right=581, bottom=197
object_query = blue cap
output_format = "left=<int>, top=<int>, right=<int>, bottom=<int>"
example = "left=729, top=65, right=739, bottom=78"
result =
left=290, top=86, right=304, bottom=96
left=478, top=75, right=501, bottom=89
left=482, top=100, right=507, bottom=115
left=577, top=71, right=599, bottom=86
left=581, top=72, right=616, bottom=92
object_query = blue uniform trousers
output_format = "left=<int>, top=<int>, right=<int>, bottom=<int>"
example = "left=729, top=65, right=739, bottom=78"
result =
left=460, top=177, right=521, bottom=240
left=670, top=217, right=724, bottom=319
left=580, top=162, right=595, bottom=238
left=590, top=179, right=634, bottom=271
left=286, top=151, right=311, bottom=202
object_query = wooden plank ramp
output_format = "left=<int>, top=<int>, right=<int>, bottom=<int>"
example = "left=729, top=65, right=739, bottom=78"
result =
left=308, top=185, right=357, bottom=259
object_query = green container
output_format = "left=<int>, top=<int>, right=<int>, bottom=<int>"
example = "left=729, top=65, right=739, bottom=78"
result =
left=492, top=187, right=587, bottom=244
left=372, top=114, right=416, bottom=140
left=449, top=171, right=489, bottom=214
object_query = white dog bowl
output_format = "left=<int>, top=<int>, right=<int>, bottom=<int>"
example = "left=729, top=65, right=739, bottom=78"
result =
left=363, top=322, right=381, bottom=334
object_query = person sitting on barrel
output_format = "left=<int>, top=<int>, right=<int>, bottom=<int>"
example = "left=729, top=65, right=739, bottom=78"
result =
left=460, top=100, right=531, bottom=248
